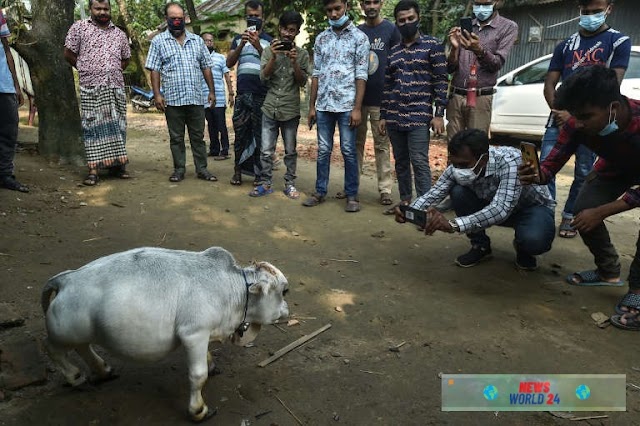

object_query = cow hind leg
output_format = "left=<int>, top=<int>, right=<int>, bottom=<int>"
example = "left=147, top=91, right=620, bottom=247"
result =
left=207, top=350, right=221, bottom=376
left=76, top=344, right=119, bottom=384
left=182, top=334, right=217, bottom=422
left=44, top=338, right=87, bottom=387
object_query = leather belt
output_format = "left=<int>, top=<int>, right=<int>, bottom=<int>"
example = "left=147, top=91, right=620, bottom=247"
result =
left=451, top=87, right=496, bottom=97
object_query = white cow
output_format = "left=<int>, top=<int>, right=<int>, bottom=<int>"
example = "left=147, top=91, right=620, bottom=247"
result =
left=41, top=246, right=289, bottom=422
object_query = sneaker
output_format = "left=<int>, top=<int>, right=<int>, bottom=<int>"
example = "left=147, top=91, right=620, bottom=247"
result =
left=455, top=246, right=492, bottom=268
left=284, top=185, right=300, bottom=199
left=515, top=252, right=538, bottom=271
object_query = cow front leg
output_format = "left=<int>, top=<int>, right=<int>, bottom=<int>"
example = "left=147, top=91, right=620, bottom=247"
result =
left=182, top=334, right=217, bottom=422
left=76, top=344, right=119, bottom=384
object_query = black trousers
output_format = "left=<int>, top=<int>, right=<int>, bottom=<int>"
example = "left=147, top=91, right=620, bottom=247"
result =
left=0, top=93, right=18, bottom=177
left=205, top=106, right=229, bottom=156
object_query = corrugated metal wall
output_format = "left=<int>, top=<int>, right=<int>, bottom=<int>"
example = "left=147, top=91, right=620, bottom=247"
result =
left=500, top=0, right=640, bottom=74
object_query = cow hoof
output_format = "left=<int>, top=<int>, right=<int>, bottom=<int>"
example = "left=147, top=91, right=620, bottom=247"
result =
left=208, top=366, right=222, bottom=376
left=190, top=405, right=217, bottom=423
left=89, top=372, right=120, bottom=385
left=69, top=380, right=95, bottom=392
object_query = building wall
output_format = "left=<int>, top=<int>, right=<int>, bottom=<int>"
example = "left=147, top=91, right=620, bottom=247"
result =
left=501, top=0, right=639, bottom=74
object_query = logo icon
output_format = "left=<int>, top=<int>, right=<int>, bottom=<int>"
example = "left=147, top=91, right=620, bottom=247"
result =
left=576, top=384, right=591, bottom=400
left=483, top=385, right=499, bottom=401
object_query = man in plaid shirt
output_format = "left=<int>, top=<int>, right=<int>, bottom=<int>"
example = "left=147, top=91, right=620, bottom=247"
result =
left=398, top=128, right=555, bottom=270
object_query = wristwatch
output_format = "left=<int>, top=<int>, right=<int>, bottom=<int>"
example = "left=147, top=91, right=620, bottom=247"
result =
left=448, top=219, right=460, bottom=233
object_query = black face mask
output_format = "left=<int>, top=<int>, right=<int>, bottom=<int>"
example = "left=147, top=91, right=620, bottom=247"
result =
left=207, top=46, right=215, bottom=53
left=246, top=16, right=263, bottom=31
left=167, top=17, right=185, bottom=32
left=93, top=14, right=111, bottom=24
left=398, top=21, right=419, bottom=39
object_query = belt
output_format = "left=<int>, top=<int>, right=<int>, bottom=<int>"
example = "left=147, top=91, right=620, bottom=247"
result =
left=451, top=87, right=496, bottom=97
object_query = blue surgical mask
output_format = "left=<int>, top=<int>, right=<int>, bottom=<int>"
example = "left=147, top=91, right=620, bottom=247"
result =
left=598, top=104, right=619, bottom=136
left=329, top=13, right=349, bottom=28
left=473, top=4, right=494, bottom=22
left=579, top=11, right=607, bottom=33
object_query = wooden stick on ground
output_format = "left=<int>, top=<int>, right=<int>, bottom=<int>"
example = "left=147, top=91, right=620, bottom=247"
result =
left=258, top=323, right=332, bottom=367
left=275, top=395, right=304, bottom=425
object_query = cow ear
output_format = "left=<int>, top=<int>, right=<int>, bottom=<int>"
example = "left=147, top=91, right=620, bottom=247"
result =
left=248, top=282, right=270, bottom=295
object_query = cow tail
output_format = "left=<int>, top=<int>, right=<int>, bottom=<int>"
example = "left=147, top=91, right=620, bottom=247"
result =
left=41, top=277, right=61, bottom=313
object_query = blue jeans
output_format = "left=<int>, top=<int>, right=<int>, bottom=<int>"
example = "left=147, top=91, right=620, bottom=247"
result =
left=450, top=185, right=555, bottom=256
left=314, top=110, right=359, bottom=197
left=260, top=114, right=299, bottom=187
left=388, top=126, right=431, bottom=202
left=540, top=125, right=596, bottom=219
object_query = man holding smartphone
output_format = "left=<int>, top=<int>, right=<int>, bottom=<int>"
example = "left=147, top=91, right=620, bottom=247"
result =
left=446, top=0, right=517, bottom=138
left=226, top=1, right=272, bottom=186
left=251, top=11, right=310, bottom=199
left=397, top=129, right=555, bottom=271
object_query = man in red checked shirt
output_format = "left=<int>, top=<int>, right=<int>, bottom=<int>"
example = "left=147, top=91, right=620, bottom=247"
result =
left=518, top=65, right=640, bottom=331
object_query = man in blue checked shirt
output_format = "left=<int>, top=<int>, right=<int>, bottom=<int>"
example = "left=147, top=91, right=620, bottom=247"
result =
left=302, top=0, right=370, bottom=213
left=396, top=129, right=556, bottom=271
left=145, top=2, right=217, bottom=183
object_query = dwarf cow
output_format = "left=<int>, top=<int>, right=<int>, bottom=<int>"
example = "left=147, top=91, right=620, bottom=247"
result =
left=41, top=246, right=289, bottom=422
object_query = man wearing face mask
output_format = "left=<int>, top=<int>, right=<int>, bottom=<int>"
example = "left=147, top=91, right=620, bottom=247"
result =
left=64, top=0, right=131, bottom=186
left=541, top=0, right=630, bottom=240
left=396, top=129, right=555, bottom=270
left=379, top=0, right=448, bottom=211
left=446, top=0, right=517, bottom=138
left=145, top=2, right=217, bottom=183
left=226, top=1, right=272, bottom=186
left=519, top=66, right=640, bottom=329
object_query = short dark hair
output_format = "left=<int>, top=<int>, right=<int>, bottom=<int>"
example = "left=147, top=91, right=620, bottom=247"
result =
left=555, top=65, right=621, bottom=112
left=394, top=0, right=420, bottom=18
left=279, top=11, right=304, bottom=28
left=245, top=0, right=264, bottom=12
left=88, top=0, right=110, bottom=8
left=323, top=0, right=347, bottom=6
left=448, top=129, right=489, bottom=159
left=578, top=0, right=613, bottom=6
left=164, top=2, right=184, bottom=16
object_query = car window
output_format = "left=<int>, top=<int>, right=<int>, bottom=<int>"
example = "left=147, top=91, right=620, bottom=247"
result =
left=513, top=58, right=551, bottom=85
left=623, top=52, right=640, bottom=79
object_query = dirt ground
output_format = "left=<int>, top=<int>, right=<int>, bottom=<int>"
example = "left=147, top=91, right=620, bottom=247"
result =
left=1, top=108, right=640, bottom=426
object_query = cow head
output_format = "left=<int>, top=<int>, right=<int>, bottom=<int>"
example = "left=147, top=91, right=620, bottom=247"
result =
left=231, top=261, right=290, bottom=346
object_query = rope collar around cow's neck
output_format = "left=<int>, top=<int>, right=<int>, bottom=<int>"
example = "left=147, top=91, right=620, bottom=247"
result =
left=235, top=270, right=252, bottom=337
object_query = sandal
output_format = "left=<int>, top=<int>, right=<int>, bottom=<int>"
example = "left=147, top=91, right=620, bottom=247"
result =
left=249, top=184, right=273, bottom=197
left=558, top=217, right=577, bottom=238
left=284, top=185, right=300, bottom=200
left=197, top=170, right=218, bottom=182
left=614, top=292, right=640, bottom=315
left=108, top=165, right=130, bottom=179
left=302, top=193, right=325, bottom=207
left=383, top=200, right=409, bottom=216
left=610, top=311, right=640, bottom=331
left=566, top=270, right=624, bottom=287
left=169, top=171, right=184, bottom=182
left=1, top=175, right=29, bottom=192
left=230, top=173, right=242, bottom=186
left=380, top=193, right=393, bottom=206
left=83, top=174, right=99, bottom=186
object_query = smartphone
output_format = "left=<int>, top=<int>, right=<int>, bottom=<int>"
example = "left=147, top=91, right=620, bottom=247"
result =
left=246, top=25, right=257, bottom=33
left=246, top=17, right=261, bottom=32
left=278, top=40, right=293, bottom=51
left=308, top=117, right=316, bottom=130
left=460, top=17, right=473, bottom=35
left=399, top=205, right=428, bottom=228
left=520, top=142, right=541, bottom=184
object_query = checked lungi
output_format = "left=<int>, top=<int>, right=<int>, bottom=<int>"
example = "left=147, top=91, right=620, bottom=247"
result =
left=80, top=87, right=128, bottom=169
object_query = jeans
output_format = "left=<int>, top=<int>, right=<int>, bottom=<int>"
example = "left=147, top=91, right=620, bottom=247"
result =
left=314, top=110, right=359, bottom=197
left=573, top=173, right=640, bottom=289
left=0, top=94, right=18, bottom=177
left=165, top=105, right=208, bottom=174
left=540, top=124, right=596, bottom=219
left=260, top=114, right=299, bottom=187
left=355, top=105, right=393, bottom=195
left=388, top=126, right=431, bottom=202
left=205, top=106, right=229, bottom=156
left=450, top=185, right=555, bottom=256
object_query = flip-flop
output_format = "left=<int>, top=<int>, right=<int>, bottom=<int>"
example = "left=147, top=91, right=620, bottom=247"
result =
left=380, top=193, right=393, bottom=206
left=558, top=217, right=577, bottom=238
left=614, top=292, right=640, bottom=315
left=566, top=270, right=624, bottom=287
left=249, top=185, right=273, bottom=197
left=610, top=312, right=640, bottom=331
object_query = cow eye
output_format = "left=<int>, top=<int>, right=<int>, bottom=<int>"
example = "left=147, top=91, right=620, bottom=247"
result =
left=282, top=289, right=289, bottom=296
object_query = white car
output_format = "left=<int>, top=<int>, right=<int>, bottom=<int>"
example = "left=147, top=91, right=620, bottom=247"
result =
left=490, top=46, right=640, bottom=142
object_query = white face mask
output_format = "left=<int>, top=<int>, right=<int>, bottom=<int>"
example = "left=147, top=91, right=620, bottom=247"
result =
left=452, top=153, right=486, bottom=186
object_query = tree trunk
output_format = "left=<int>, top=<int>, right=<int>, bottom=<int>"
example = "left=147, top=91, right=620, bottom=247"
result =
left=114, top=0, right=151, bottom=88
left=184, top=0, right=200, bottom=35
left=431, top=0, right=442, bottom=35
left=14, top=0, right=84, bottom=165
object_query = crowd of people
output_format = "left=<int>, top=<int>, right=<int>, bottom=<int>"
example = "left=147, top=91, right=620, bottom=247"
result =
left=1, top=0, right=640, bottom=330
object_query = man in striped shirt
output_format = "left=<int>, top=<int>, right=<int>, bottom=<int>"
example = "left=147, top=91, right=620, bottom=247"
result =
left=398, top=129, right=555, bottom=270
left=379, top=0, right=448, bottom=205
